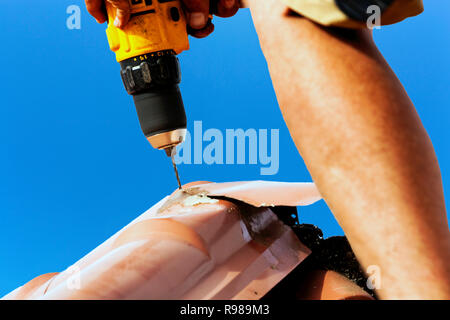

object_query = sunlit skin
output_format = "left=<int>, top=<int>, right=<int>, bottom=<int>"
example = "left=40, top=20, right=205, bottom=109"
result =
left=245, top=0, right=450, bottom=299
left=86, top=0, right=450, bottom=299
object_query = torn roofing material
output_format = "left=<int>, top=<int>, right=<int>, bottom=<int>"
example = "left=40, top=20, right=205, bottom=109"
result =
left=2, top=181, right=322, bottom=300
left=185, top=181, right=323, bottom=207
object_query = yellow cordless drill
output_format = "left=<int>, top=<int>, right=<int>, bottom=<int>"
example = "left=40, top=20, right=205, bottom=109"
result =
left=105, top=0, right=192, bottom=188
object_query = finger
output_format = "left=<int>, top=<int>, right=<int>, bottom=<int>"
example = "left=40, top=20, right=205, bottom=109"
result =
left=182, top=0, right=210, bottom=30
left=188, top=22, right=215, bottom=38
left=114, top=6, right=131, bottom=28
left=107, top=0, right=131, bottom=28
left=85, top=0, right=107, bottom=23
left=216, top=0, right=239, bottom=17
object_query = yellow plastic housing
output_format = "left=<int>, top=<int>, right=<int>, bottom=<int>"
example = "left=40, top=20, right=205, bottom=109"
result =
left=106, top=0, right=190, bottom=62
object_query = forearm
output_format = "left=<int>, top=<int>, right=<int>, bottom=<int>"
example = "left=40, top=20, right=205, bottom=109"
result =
left=246, top=0, right=450, bottom=299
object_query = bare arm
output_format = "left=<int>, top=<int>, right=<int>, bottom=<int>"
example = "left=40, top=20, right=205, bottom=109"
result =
left=245, top=0, right=450, bottom=299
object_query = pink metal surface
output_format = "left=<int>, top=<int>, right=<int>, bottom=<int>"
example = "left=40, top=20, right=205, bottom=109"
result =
left=2, top=181, right=321, bottom=300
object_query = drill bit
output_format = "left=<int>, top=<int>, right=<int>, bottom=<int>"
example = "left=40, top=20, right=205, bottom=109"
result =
left=165, top=146, right=182, bottom=190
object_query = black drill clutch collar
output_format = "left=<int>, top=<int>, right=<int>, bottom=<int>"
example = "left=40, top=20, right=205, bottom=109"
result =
left=119, top=50, right=182, bottom=95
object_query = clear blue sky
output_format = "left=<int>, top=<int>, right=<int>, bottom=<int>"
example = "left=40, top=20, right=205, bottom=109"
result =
left=0, top=1, right=448, bottom=296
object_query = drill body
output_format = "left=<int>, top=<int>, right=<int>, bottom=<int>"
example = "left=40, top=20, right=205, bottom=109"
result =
left=105, top=0, right=190, bottom=151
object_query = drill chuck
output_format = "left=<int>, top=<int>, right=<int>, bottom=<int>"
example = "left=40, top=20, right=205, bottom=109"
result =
left=120, top=51, right=187, bottom=150
left=133, top=86, right=186, bottom=150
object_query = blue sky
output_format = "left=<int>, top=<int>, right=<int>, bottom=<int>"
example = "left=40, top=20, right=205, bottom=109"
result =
left=0, top=1, right=448, bottom=296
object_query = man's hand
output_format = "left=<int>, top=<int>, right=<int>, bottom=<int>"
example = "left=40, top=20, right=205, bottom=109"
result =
left=85, top=0, right=239, bottom=38
left=85, top=0, right=130, bottom=28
